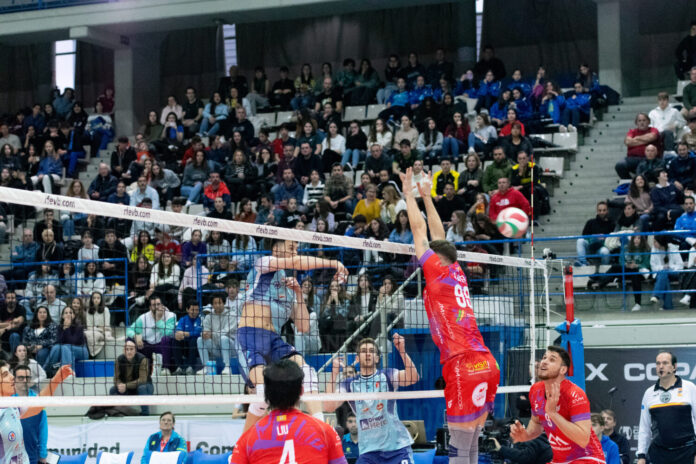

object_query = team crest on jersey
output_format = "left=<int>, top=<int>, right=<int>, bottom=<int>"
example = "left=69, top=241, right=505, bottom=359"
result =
left=376, top=403, right=384, bottom=411
left=8, top=432, right=15, bottom=441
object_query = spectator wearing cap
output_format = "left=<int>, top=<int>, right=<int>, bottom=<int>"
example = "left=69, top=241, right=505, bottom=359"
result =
left=130, top=176, right=160, bottom=210
left=270, top=66, right=295, bottom=109
left=110, top=339, right=154, bottom=416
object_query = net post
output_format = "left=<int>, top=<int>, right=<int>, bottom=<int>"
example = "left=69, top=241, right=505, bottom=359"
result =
left=528, top=265, right=536, bottom=385
left=124, top=257, right=130, bottom=326
left=196, top=254, right=203, bottom=310
left=380, top=297, right=389, bottom=368
left=543, top=265, right=551, bottom=349
left=417, top=267, right=422, bottom=296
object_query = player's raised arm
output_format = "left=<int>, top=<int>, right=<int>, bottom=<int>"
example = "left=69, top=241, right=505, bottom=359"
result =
left=287, top=277, right=310, bottom=333
left=400, top=168, right=430, bottom=259
left=322, top=357, right=345, bottom=412
left=263, top=254, right=348, bottom=281
left=416, top=172, right=446, bottom=241
left=392, top=333, right=419, bottom=387
left=22, top=365, right=73, bottom=419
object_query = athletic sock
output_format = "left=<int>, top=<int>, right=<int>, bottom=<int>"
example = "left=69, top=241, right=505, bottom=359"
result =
left=468, top=426, right=482, bottom=463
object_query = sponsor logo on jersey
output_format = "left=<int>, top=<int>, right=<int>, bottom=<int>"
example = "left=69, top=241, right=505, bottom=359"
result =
left=547, top=433, right=571, bottom=451
left=455, top=309, right=466, bottom=323
left=466, top=360, right=490, bottom=373
left=570, top=389, right=584, bottom=405
left=277, top=415, right=287, bottom=421
left=8, top=432, right=15, bottom=442
left=359, top=417, right=387, bottom=431
left=471, top=382, right=488, bottom=408
left=376, top=403, right=384, bottom=411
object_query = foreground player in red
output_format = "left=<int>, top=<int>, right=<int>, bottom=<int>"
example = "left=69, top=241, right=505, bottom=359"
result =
left=230, top=359, right=347, bottom=464
left=510, top=346, right=605, bottom=464
left=401, top=168, right=499, bottom=464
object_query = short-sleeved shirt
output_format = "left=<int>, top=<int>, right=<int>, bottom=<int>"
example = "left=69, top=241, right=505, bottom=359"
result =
left=338, top=369, right=413, bottom=454
left=0, top=408, right=29, bottom=464
left=419, top=249, right=490, bottom=363
left=230, top=409, right=347, bottom=464
left=529, top=379, right=605, bottom=464
left=245, top=256, right=296, bottom=333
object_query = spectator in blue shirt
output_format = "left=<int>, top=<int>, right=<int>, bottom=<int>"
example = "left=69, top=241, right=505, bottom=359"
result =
left=173, top=302, right=201, bottom=375
left=199, top=92, right=228, bottom=137
left=474, top=70, right=501, bottom=112
left=270, top=168, right=304, bottom=208
left=408, top=75, right=433, bottom=111
left=510, top=88, right=532, bottom=121
left=142, top=412, right=187, bottom=464
left=14, top=365, right=47, bottom=464
left=562, top=82, right=592, bottom=128
left=24, top=104, right=46, bottom=134
left=108, top=180, right=130, bottom=205
left=379, top=77, right=411, bottom=123
left=254, top=194, right=282, bottom=226
left=342, top=413, right=360, bottom=461
left=6, top=229, right=40, bottom=290
left=592, top=413, right=620, bottom=464
left=505, top=69, right=532, bottom=97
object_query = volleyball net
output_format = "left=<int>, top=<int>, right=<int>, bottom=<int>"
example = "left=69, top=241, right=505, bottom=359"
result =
left=0, top=186, right=552, bottom=426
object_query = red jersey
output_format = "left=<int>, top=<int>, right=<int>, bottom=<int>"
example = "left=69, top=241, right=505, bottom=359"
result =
left=529, top=379, right=605, bottom=464
left=419, top=249, right=490, bottom=364
left=488, top=188, right=532, bottom=221
left=626, top=127, right=659, bottom=158
left=230, top=409, right=347, bottom=464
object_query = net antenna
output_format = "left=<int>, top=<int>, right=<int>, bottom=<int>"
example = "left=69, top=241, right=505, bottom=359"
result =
left=0, top=187, right=551, bottom=413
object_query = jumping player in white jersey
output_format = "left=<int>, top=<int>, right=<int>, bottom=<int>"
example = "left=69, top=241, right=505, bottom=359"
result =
left=237, top=239, right=348, bottom=431
left=0, top=360, right=72, bottom=464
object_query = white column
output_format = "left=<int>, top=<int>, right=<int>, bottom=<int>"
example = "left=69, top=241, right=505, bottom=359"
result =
left=596, top=0, right=639, bottom=97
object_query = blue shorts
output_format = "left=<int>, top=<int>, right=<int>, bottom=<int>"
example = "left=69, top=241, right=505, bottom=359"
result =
left=356, top=447, right=413, bottom=464
left=235, top=326, right=298, bottom=383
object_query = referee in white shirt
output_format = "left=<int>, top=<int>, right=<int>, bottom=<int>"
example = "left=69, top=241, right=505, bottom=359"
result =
left=637, top=351, right=696, bottom=464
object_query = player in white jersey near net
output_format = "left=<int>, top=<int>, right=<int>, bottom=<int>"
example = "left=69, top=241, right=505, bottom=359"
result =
left=0, top=360, right=72, bottom=464
left=237, top=238, right=348, bottom=431
left=325, top=335, right=420, bottom=464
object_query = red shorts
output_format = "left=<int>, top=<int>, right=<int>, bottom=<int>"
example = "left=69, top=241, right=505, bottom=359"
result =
left=443, top=351, right=499, bottom=424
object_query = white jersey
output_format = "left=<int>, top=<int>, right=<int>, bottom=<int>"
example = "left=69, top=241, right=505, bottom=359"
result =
left=0, top=408, right=28, bottom=464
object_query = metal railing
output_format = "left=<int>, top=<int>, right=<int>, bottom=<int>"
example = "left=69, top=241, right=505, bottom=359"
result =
left=0, top=0, right=112, bottom=14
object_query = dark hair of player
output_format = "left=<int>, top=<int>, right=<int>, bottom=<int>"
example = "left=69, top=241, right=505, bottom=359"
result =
left=430, top=239, right=458, bottom=264
left=547, top=345, right=571, bottom=367
left=264, top=360, right=304, bottom=410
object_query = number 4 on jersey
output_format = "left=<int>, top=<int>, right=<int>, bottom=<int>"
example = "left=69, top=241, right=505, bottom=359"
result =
left=278, top=440, right=297, bottom=464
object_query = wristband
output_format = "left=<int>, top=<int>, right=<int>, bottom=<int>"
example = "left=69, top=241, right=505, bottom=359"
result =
left=636, top=453, right=646, bottom=459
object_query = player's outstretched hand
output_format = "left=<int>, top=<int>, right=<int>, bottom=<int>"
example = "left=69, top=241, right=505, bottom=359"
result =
left=509, top=420, right=528, bottom=443
left=53, top=365, right=74, bottom=383
left=284, top=277, right=301, bottom=292
left=392, top=333, right=406, bottom=352
left=416, top=171, right=433, bottom=199
left=400, top=167, right=413, bottom=197
left=333, top=262, right=348, bottom=284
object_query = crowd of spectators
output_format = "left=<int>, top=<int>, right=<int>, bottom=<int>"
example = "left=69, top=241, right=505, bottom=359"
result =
left=574, top=65, right=696, bottom=311
left=0, top=39, right=658, bottom=385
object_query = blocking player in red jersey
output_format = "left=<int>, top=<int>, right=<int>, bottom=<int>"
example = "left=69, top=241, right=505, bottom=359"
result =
left=400, top=168, right=500, bottom=464
left=510, top=346, right=606, bottom=464
left=230, top=359, right=347, bottom=464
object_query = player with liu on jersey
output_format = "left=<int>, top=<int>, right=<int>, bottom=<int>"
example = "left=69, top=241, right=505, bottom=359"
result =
left=230, top=360, right=347, bottom=464
left=400, top=168, right=500, bottom=464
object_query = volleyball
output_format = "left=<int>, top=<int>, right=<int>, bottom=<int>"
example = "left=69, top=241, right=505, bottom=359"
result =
left=496, top=207, right=529, bottom=238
